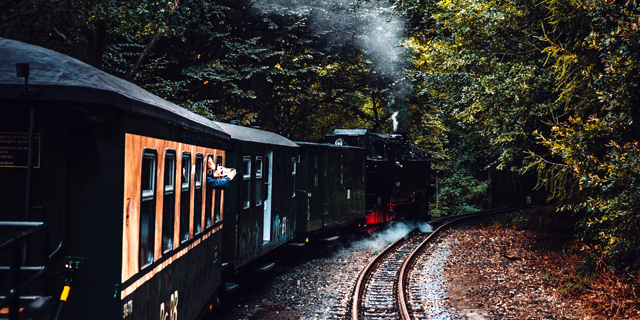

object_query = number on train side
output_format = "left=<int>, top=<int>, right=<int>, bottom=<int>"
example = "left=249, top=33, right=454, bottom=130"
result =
left=160, top=290, right=178, bottom=320
left=122, top=300, right=133, bottom=318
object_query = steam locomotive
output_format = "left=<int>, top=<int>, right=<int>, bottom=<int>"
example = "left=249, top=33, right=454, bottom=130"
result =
left=0, top=37, right=429, bottom=320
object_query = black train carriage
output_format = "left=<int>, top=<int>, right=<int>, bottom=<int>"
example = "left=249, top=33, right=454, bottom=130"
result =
left=293, top=142, right=367, bottom=243
left=0, top=38, right=230, bottom=320
left=320, top=129, right=430, bottom=225
left=214, top=122, right=298, bottom=279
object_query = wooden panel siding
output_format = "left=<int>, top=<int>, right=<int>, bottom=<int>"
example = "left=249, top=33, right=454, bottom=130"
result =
left=122, top=133, right=225, bottom=282
left=120, top=224, right=222, bottom=300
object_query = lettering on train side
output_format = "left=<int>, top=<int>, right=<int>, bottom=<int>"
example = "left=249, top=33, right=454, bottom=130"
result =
left=122, top=300, right=133, bottom=318
left=160, top=290, right=178, bottom=320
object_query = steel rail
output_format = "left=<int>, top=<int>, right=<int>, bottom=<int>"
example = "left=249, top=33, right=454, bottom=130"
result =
left=351, top=205, right=528, bottom=320
left=428, top=205, right=530, bottom=225
left=397, top=219, right=458, bottom=320
left=398, top=206, right=528, bottom=320
left=351, top=228, right=417, bottom=320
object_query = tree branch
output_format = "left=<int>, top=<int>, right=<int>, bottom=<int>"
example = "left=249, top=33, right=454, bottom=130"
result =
left=124, top=0, right=181, bottom=81
left=124, top=32, right=163, bottom=81
left=535, top=154, right=568, bottom=167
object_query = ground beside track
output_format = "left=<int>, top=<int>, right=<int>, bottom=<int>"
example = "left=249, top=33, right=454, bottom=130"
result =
left=205, top=211, right=632, bottom=320
left=441, top=224, right=585, bottom=319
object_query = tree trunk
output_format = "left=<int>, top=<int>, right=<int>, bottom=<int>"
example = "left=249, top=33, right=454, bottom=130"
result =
left=124, top=32, right=163, bottom=81
left=87, top=20, right=107, bottom=68
left=124, top=0, right=181, bottom=81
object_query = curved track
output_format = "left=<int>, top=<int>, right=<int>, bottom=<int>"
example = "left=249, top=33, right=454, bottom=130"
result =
left=351, top=206, right=528, bottom=320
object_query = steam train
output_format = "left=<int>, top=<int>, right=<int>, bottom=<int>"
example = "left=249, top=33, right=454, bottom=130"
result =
left=0, top=38, right=429, bottom=320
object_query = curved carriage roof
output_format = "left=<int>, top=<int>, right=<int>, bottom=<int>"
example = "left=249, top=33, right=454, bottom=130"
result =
left=0, top=37, right=229, bottom=139
left=215, top=122, right=298, bottom=148
left=295, top=141, right=366, bottom=151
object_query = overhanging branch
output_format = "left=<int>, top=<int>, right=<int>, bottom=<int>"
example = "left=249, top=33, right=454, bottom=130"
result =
left=535, top=154, right=568, bottom=167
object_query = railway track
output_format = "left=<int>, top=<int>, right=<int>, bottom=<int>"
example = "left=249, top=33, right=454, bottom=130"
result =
left=351, top=206, right=528, bottom=320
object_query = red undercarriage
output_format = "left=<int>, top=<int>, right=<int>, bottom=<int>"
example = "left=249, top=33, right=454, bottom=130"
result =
left=360, top=189, right=428, bottom=232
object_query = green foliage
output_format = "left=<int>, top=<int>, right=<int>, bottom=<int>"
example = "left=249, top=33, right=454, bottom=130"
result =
left=7, top=0, right=638, bottom=271
left=173, top=11, right=386, bottom=139
left=399, top=0, right=549, bottom=216
left=396, top=0, right=640, bottom=271
left=536, top=0, right=640, bottom=271
left=431, top=168, right=489, bottom=216
left=491, top=205, right=577, bottom=234
left=1, top=0, right=394, bottom=140
left=427, top=120, right=491, bottom=216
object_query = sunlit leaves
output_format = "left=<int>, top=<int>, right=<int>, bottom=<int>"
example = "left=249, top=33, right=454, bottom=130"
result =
left=396, top=0, right=640, bottom=270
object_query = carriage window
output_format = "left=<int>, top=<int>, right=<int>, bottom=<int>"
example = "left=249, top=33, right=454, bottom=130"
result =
left=194, top=154, right=203, bottom=234
left=181, top=154, right=191, bottom=189
left=362, top=158, right=366, bottom=182
left=214, top=155, right=223, bottom=223
left=195, top=155, right=203, bottom=188
left=242, top=157, right=251, bottom=209
left=255, top=157, right=263, bottom=206
left=162, top=150, right=176, bottom=253
left=340, top=154, right=344, bottom=185
left=205, top=155, right=214, bottom=228
left=314, top=155, right=319, bottom=187
left=179, top=153, right=191, bottom=243
left=291, top=157, right=297, bottom=197
left=263, top=156, right=270, bottom=201
left=140, top=150, right=157, bottom=269
left=373, top=141, right=386, bottom=159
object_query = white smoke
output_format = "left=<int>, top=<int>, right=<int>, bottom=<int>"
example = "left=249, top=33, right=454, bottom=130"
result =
left=351, top=221, right=433, bottom=251
left=248, top=0, right=407, bottom=78
left=391, top=111, right=399, bottom=131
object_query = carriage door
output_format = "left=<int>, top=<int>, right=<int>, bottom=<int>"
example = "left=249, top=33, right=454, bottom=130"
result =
left=262, top=150, right=273, bottom=243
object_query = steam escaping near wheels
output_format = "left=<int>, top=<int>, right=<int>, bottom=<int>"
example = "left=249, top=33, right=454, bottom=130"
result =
left=351, top=221, right=432, bottom=251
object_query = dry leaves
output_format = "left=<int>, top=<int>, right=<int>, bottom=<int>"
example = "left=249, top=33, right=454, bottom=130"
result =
left=443, top=223, right=640, bottom=320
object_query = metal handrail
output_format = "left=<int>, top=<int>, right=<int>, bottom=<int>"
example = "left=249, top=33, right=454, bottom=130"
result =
left=0, top=221, right=50, bottom=320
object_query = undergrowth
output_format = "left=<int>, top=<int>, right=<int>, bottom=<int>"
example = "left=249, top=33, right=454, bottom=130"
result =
left=492, top=206, right=640, bottom=319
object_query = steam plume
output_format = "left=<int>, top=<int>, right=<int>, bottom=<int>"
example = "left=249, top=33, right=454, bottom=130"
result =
left=352, top=222, right=433, bottom=251
left=249, top=0, right=407, bottom=80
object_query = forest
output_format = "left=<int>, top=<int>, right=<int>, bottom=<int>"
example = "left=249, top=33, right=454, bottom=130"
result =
left=2, top=0, right=639, bottom=274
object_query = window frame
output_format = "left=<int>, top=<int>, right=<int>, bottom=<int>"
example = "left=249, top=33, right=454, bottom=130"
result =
left=340, top=153, right=344, bottom=185
left=181, top=153, right=191, bottom=191
left=242, top=156, right=251, bottom=209
left=193, top=154, right=204, bottom=235
left=291, top=157, right=297, bottom=198
left=179, top=152, right=192, bottom=243
left=204, top=154, right=214, bottom=228
left=314, top=155, right=319, bottom=187
left=161, top=150, right=176, bottom=254
left=139, top=149, right=157, bottom=269
left=214, top=155, right=224, bottom=223
left=255, top=156, right=263, bottom=206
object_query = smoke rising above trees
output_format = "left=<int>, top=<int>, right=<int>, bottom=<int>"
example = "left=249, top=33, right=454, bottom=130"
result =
left=249, top=0, right=414, bottom=131
left=249, top=0, right=407, bottom=74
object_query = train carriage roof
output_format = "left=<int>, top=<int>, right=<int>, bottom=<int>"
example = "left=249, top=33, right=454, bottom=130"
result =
left=215, top=122, right=298, bottom=148
left=0, top=37, right=229, bottom=139
left=330, top=129, right=369, bottom=136
left=295, top=141, right=366, bottom=151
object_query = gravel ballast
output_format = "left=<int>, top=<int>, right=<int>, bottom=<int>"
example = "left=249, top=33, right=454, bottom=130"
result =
left=205, top=221, right=586, bottom=320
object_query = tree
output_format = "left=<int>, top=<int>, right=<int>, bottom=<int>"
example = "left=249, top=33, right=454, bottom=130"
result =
left=1, top=0, right=229, bottom=79
left=395, top=0, right=640, bottom=270
left=533, top=0, right=640, bottom=270
left=176, top=2, right=402, bottom=140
